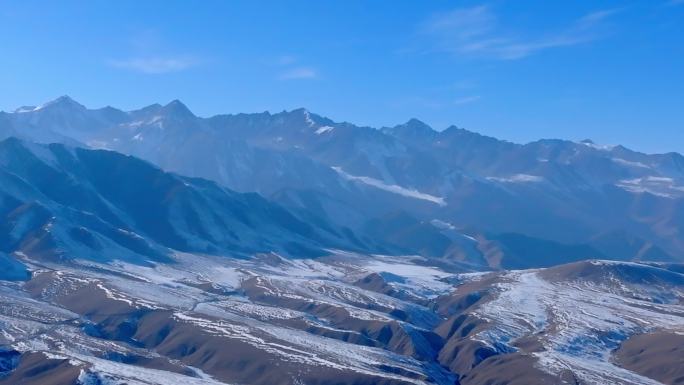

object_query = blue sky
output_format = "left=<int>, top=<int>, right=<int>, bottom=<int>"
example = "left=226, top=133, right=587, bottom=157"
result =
left=1, top=0, right=683, bottom=153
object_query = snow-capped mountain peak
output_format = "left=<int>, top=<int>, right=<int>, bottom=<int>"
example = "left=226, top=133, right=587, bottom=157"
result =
left=35, top=95, right=86, bottom=112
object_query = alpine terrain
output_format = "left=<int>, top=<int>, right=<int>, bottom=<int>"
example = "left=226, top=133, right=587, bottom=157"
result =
left=0, top=98, right=682, bottom=385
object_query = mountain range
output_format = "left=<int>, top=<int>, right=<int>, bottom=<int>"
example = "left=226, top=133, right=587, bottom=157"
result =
left=2, top=96, right=683, bottom=268
left=0, top=96, right=683, bottom=385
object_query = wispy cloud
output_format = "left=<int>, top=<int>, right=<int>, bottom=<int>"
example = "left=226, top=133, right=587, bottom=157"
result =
left=276, top=55, right=298, bottom=65
left=577, top=9, right=621, bottom=26
left=109, top=56, right=198, bottom=74
left=420, top=5, right=620, bottom=60
left=453, top=95, right=481, bottom=105
left=110, top=30, right=200, bottom=74
left=274, top=54, right=319, bottom=80
left=279, top=67, right=318, bottom=80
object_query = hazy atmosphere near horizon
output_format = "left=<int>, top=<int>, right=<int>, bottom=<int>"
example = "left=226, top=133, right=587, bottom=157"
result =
left=2, top=0, right=684, bottom=152
left=1, top=2, right=684, bottom=385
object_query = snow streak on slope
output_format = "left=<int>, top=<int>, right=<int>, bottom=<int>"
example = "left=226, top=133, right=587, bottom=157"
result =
left=616, top=176, right=684, bottom=198
left=486, top=174, right=544, bottom=183
left=332, top=167, right=446, bottom=206
left=76, top=356, right=229, bottom=385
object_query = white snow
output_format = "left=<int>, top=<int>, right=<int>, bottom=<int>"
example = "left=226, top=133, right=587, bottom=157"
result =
left=173, top=311, right=433, bottom=385
left=315, top=125, right=334, bottom=135
left=363, top=257, right=455, bottom=298
left=303, top=110, right=315, bottom=127
left=13, top=106, right=38, bottom=113
left=487, top=174, right=544, bottom=183
left=74, top=354, right=229, bottom=385
left=332, top=166, right=446, bottom=206
left=467, top=268, right=684, bottom=384
left=4, top=249, right=680, bottom=385
left=616, top=176, right=684, bottom=198
left=579, top=141, right=615, bottom=151
left=430, top=219, right=456, bottom=230
left=611, top=157, right=651, bottom=169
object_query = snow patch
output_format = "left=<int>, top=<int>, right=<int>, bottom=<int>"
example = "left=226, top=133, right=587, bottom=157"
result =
left=363, top=257, right=454, bottom=298
left=611, top=158, right=651, bottom=169
left=616, top=176, right=684, bottom=198
left=315, top=126, right=334, bottom=135
left=332, top=167, right=446, bottom=206
left=303, top=110, right=315, bottom=127
left=579, top=141, right=615, bottom=151
left=487, top=174, right=543, bottom=183
left=430, top=219, right=455, bottom=230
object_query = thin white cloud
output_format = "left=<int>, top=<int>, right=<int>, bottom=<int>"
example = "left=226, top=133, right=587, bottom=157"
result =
left=577, top=8, right=621, bottom=26
left=421, top=5, right=620, bottom=60
left=279, top=66, right=318, bottom=80
left=109, top=56, right=198, bottom=74
left=453, top=95, right=481, bottom=105
left=276, top=55, right=298, bottom=65
left=274, top=55, right=319, bottom=80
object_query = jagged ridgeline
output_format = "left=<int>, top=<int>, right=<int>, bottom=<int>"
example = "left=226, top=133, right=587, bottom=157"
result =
left=2, top=97, right=684, bottom=268
left=0, top=98, right=682, bottom=385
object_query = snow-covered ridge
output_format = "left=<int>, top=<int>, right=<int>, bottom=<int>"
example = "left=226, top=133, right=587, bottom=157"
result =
left=1, top=251, right=683, bottom=384
left=0, top=251, right=460, bottom=384
left=465, top=263, right=684, bottom=384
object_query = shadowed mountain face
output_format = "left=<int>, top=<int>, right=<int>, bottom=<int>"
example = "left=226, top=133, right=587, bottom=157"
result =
left=3, top=96, right=684, bottom=266
left=0, top=137, right=368, bottom=265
